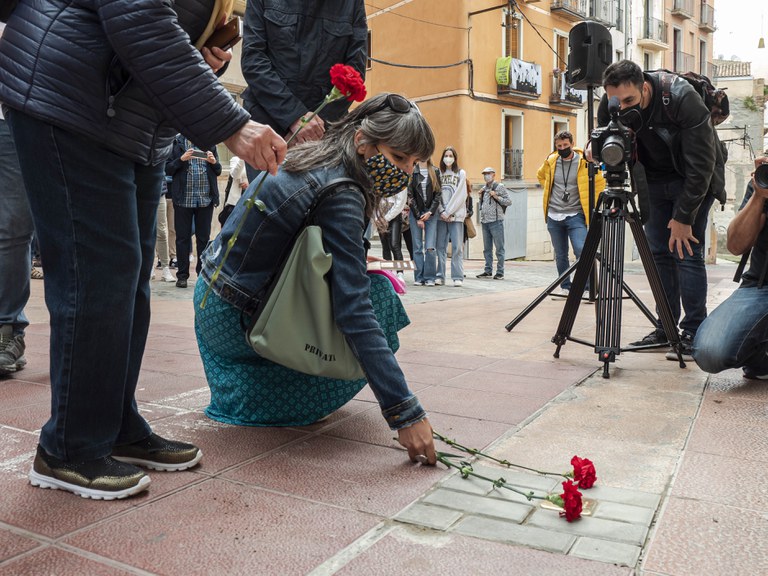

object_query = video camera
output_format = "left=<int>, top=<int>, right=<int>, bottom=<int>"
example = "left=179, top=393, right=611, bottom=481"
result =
left=590, top=96, right=633, bottom=188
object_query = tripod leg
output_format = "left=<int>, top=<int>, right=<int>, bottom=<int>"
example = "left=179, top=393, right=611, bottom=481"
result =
left=627, top=208, right=686, bottom=367
left=505, top=259, right=582, bottom=332
left=551, top=206, right=603, bottom=357
left=594, top=202, right=626, bottom=377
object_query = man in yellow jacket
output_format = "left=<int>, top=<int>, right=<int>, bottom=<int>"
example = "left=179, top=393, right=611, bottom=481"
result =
left=537, top=130, right=605, bottom=294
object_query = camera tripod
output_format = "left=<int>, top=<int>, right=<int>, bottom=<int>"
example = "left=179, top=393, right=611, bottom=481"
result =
left=505, top=178, right=686, bottom=378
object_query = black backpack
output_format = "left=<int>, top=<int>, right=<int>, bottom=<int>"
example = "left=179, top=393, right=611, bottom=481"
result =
left=481, top=182, right=506, bottom=213
left=654, top=69, right=730, bottom=126
left=0, top=1, right=18, bottom=22
left=653, top=69, right=729, bottom=207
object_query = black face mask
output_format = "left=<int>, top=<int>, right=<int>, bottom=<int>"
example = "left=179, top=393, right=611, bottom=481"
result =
left=618, top=103, right=643, bottom=132
left=557, top=147, right=572, bottom=159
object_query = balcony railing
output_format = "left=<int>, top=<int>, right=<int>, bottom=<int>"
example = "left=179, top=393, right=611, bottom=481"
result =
left=671, top=0, right=694, bottom=19
left=674, top=51, right=695, bottom=73
left=701, top=61, right=717, bottom=79
left=592, top=0, right=615, bottom=27
left=550, top=0, right=586, bottom=21
left=497, top=57, right=542, bottom=98
left=504, top=149, right=524, bottom=180
left=550, top=72, right=586, bottom=106
left=639, top=17, right=668, bottom=46
left=700, top=3, right=716, bottom=32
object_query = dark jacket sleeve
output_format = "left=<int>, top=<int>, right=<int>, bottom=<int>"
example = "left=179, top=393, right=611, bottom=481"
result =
left=428, top=169, right=441, bottom=214
left=240, top=0, right=307, bottom=134
left=669, top=87, right=715, bottom=224
left=318, top=189, right=425, bottom=429
left=95, top=0, right=250, bottom=151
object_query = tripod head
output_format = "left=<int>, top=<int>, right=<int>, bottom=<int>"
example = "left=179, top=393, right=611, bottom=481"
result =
left=591, top=96, right=635, bottom=196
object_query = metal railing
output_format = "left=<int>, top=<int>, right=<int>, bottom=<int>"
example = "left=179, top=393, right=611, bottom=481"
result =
left=671, top=0, right=694, bottom=18
left=643, top=17, right=668, bottom=44
left=701, top=61, right=717, bottom=79
left=674, top=51, right=695, bottom=73
left=551, top=73, right=585, bottom=105
left=592, top=0, right=615, bottom=26
left=504, top=149, right=524, bottom=180
left=700, top=3, right=715, bottom=30
left=550, top=0, right=586, bottom=16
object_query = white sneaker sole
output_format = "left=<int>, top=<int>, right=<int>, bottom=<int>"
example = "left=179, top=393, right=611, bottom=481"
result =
left=112, top=449, right=202, bottom=472
left=28, top=469, right=150, bottom=500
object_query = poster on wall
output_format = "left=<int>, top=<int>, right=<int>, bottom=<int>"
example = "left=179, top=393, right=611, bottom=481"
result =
left=509, top=59, right=542, bottom=95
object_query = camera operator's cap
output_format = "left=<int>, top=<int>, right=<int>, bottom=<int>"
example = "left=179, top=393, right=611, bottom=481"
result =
left=481, top=167, right=495, bottom=174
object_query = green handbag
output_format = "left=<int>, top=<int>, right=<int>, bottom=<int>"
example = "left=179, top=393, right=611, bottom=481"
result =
left=245, top=179, right=365, bottom=381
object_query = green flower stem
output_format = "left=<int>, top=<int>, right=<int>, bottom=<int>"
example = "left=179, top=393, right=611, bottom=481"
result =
left=199, top=89, right=346, bottom=308
left=436, top=453, right=541, bottom=501
left=433, top=430, right=570, bottom=480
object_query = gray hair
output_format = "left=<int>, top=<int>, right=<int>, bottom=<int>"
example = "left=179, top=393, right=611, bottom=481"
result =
left=283, top=93, right=435, bottom=214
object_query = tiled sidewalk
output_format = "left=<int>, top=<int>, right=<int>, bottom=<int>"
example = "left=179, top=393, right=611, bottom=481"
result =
left=1, top=260, right=766, bottom=575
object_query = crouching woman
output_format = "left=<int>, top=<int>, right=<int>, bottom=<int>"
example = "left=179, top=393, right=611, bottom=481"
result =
left=194, top=93, right=436, bottom=463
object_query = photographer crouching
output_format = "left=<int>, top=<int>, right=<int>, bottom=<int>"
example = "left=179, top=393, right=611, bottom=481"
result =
left=693, top=156, right=768, bottom=378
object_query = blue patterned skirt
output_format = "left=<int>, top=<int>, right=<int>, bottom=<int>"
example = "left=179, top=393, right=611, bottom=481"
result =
left=193, top=274, right=410, bottom=426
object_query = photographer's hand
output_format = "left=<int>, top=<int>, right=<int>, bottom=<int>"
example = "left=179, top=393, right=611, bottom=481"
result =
left=667, top=219, right=698, bottom=259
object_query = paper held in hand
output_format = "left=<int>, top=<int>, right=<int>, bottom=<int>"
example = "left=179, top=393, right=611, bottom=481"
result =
left=366, top=260, right=416, bottom=271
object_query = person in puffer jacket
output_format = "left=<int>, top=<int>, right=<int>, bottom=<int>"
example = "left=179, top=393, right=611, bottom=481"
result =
left=0, top=0, right=287, bottom=501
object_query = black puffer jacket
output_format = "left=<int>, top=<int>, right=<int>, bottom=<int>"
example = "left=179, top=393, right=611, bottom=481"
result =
left=0, top=0, right=250, bottom=165
left=598, top=72, right=717, bottom=225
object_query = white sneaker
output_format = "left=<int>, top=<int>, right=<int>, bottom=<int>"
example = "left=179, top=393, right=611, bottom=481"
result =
left=425, top=280, right=435, bottom=286
left=560, top=288, right=570, bottom=296
left=413, top=280, right=425, bottom=286
left=161, top=266, right=175, bottom=282
left=434, top=278, right=444, bottom=286
left=396, top=271, right=405, bottom=280
left=453, top=280, right=463, bottom=287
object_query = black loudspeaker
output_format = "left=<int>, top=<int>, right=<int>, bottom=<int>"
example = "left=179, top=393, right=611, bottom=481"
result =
left=567, top=21, right=613, bottom=89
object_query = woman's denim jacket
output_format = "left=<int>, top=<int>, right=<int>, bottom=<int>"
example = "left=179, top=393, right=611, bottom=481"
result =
left=200, top=164, right=425, bottom=430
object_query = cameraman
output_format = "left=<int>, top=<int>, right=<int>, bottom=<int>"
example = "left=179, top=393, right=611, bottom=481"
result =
left=693, top=156, right=768, bottom=378
left=597, top=60, right=722, bottom=360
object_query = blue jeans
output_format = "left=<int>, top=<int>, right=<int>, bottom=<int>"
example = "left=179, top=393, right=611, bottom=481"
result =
left=7, top=110, right=159, bottom=460
left=645, top=179, right=715, bottom=336
left=481, top=220, right=506, bottom=275
left=409, top=212, right=437, bottom=283
left=547, top=213, right=587, bottom=290
left=693, top=286, right=768, bottom=374
left=436, top=220, right=464, bottom=281
left=0, top=119, right=33, bottom=335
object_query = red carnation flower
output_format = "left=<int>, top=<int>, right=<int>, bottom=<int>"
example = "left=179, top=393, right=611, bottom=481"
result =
left=571, top=455, right=597, bottom=489
left=329, top=63, right=367, bottom=102
left=559, top=480, right=583, bottom=522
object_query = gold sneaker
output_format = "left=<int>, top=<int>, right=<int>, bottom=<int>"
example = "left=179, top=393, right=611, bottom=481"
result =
left=29, top=445, right=150, bottom=500
left=112, top=433, right=202, bottom=471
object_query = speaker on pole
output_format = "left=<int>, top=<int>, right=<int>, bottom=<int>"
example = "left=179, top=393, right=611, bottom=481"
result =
left=567, top=21, right=612, bottom=89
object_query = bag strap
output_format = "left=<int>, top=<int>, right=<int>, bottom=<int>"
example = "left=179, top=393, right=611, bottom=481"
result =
left=239, top=177, right=362, bottom=324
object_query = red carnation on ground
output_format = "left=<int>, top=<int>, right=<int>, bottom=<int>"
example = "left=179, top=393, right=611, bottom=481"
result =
left=329, top=63, right=367, bottom=102
left=571, top=455, right=597, bottom=489
left=559, top=480, right=583, bottom=522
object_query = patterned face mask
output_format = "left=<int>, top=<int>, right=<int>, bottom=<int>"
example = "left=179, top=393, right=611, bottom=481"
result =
left=365, top=152, right=411, bottom=197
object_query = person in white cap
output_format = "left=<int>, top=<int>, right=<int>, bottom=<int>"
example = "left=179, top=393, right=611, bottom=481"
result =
left=476, top=167, right=511, bottom=279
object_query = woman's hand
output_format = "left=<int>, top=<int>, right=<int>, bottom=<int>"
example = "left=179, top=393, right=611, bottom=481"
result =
left=397, top=418, right=436, bottom=465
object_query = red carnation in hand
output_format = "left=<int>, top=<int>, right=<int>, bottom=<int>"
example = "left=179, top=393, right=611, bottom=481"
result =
left=329, top=63, right=367, bottom=102
left=571, top=455, right=597, bottom=489
left=559, top=480, right=583, bottom=522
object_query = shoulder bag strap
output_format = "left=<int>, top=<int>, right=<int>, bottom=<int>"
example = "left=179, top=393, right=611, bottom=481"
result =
left=239, top=177, right=362, bottom=326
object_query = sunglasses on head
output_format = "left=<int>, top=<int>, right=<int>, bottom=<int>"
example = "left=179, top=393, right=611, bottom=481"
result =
left=364, top=94, right=415, bottom=117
